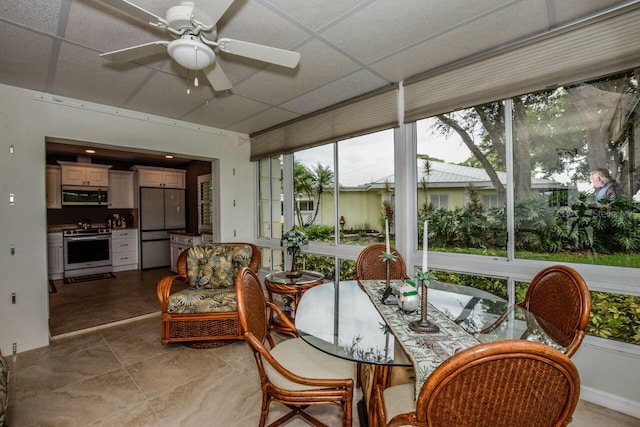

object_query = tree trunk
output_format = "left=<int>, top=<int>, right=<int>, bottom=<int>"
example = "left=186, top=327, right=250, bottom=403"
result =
left=437, top=114, right=506, bottom=198
left=513, top=98, right=533, bottom=201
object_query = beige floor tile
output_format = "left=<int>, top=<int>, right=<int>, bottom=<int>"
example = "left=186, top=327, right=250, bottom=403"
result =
left=11, top=338, right=120, bottom=401
left=5, top=268, right=635, bottom=426
left=97, top=315, right=180, bottom=367
left=147, top=369, right=262, bottom=426
left=9, top=368, right=145, bottom=426
left=125, top=346, right=230, bottom=398
left=572, top=401, right=640, bottom=427
left=92, top=401, right=162, bottom=427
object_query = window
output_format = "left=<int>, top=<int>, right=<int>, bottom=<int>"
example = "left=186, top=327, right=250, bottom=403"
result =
left=197, top=174, right=212, bottom=233
left=416, top=107, right=507, bottom=255
left=429, top=194, right=449, bottom=210
left=511, top=70, right=640, bottom=268
left=338, top=130, right=395, bottom=246
left=255, top=66, right=640, bottom=347
left=482, top=195, right=500, bottom=210
left=293, top=144, right=334, bottom=231
left=258, top=157, right=284, bottom=270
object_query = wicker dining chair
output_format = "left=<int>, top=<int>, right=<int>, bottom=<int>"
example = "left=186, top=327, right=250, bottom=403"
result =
left=481, top=264, right=591, bottom=358
left=355, top=243, right=411, bottom=415
left=236, top=267, right=356, bottom=427
left=374, top=340, right=581, bottom=427
left=355, top=243, right=409, bottom=282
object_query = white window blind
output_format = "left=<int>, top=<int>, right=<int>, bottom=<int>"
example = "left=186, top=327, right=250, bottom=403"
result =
left=404, top=4, right=640, bottom=122
left=250, top=85, right=398, bottom=161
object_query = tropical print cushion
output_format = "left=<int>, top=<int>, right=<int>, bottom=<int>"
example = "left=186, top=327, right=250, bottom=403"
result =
left=186, top=244, right=253, bottom=289
left=0, top=353, right=8, bottom=427
left=167, top=288, right=237, bottom=314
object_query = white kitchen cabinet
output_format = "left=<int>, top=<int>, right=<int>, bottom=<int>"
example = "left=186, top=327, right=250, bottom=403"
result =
left=169, top=233, right=202, bottom=273
left=59, top=161, right=111, bottom=186
left=133, top=165, right=185, bottom=189
left=46, top=165, right=62, bottom=209
left=108, top=170, right=134, bottom=209
left=111, top=229, right=139, bottom=271
left=47, top=232, right=64, bottom=280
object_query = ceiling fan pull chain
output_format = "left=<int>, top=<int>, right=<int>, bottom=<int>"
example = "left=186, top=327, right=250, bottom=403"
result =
left=186, top=69, right=191, bottom=95
left=194, top=45, right=199, bottom=87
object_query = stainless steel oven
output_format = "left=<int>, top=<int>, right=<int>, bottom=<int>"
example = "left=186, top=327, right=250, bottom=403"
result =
left=63, top=229, right=112, bottom=278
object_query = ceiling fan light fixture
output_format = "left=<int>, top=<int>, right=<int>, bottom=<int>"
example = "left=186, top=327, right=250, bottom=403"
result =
left=167, top=37, right=214, bottom=70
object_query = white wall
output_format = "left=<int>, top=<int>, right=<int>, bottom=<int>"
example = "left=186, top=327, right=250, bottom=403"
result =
left=0, top=83, right=255, bottom=354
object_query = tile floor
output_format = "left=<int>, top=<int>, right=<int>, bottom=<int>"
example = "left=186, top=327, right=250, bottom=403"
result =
left=5, top=314, right=640, bottom=426
left=49, top=267, right=176, bottom=336
left=17, top=269, right=636, bottom=426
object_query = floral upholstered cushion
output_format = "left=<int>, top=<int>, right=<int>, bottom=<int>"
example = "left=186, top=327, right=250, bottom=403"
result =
left=186, top=244, right=253, bottom=289
left=167, top=288, right=237, bottom=314
left=0, top=352, right=8, bottom=427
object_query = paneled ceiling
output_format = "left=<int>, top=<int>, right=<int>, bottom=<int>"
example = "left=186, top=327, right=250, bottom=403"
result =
left=0, top=0, right=632, bottom=139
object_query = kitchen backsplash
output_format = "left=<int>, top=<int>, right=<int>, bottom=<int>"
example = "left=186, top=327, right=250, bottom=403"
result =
left=47, top=206, right=137, bottom=228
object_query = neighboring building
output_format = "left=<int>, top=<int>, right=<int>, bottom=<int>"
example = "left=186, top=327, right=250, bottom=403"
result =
left=313, top=161, right=567, bottom=231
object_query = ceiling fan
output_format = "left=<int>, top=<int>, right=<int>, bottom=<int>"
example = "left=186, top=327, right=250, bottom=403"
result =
left=99, top=0, right=301, bottom=91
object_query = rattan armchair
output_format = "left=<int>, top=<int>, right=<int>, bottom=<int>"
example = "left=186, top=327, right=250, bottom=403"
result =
left=236, top=267, right=356, bottom=427
left=356, top=243, right=409, bottom=283
left=157, top=243, right=260, bottom=347
left=374, top=340, right=581, bottom=427
left=481, top=264, right=591, bottom=357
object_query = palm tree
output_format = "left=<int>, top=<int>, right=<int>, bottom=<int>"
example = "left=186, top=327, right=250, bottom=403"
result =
left=293, top=161, right=313, bottom=226
left=309, top=163, right=334, bottom=225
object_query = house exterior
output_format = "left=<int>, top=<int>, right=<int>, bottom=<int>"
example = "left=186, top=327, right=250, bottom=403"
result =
left=313, top=161, right=566, bottom=232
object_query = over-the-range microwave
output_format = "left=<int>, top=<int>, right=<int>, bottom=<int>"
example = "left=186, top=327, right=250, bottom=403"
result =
left=61, top=186, right=109, bottom=206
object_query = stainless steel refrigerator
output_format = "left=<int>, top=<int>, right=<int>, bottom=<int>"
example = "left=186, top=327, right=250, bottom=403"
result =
left=139, top=187, right=185, bottom=269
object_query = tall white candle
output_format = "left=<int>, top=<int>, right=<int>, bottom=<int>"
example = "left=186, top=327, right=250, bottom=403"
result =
left=422, top=220, right=428, bottom=272
left=385, top=218, right=390, bottom=254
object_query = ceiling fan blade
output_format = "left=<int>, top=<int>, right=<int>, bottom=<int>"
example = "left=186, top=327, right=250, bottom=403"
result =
left=100, top=41, right=169, bottom=63
left=204, top=62, right=232, bottom=91
left=100, top=0, right=165, bottom=26
left=216, top=38, right=300, bottom=68
left=194, top=0, right=236, bottom=26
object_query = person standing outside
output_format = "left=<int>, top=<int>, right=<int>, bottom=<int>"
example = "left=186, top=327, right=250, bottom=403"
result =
left=590, top=168, right=623, bottom=205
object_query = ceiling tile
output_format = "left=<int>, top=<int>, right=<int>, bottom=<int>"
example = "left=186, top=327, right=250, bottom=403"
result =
left=0, top=0, right=634, bottom=137
left=551, top=0, right=627, bottom=26
left=227, top=106, right=300, bottom=135
left=321, top=0, right=525, bottom=64
left=232, top=38, right=361, bottom=105
left=280, top=69, right=389, bottom=115
left=0, top=0, right=62, bottom=34
left=181, top=94, right=271, bottom=129
left=0, top=23, right=52, bottom=92
left=217, top=0, right=309, bottom=51
left=264, top=0, right=367, bottom=31
left=65, top=0, right=167, bottom=53
left=370, top=1, right=549, bottom=82
left=125, top=70, right=213, bottom=118
left=52, top=42, right=154, bottom=106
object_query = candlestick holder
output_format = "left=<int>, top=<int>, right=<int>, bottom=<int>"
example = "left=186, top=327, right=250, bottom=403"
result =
left=379, top=251, right=397, bottom=304
left=409, top=278, right=440, bottom=333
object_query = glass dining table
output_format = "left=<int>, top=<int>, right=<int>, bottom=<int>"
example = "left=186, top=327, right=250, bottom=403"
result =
left=295, top=279, right=566, bottom=424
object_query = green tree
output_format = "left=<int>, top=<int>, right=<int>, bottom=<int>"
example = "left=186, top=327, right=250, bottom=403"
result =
left=293, top=160, right=313, bottom=226
left=308, top=163, right=334, bottom=225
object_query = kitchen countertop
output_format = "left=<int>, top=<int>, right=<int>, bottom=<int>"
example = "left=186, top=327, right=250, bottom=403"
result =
left=48, top=224, right=138, bottom=233
left=168, top=231, right=200, bottom=236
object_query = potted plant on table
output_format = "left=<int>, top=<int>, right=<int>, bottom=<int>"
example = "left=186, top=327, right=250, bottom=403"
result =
left=281, top=228, right=309, bottom=278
